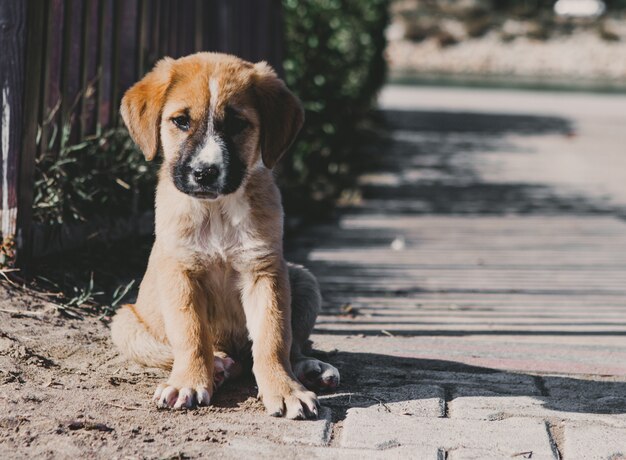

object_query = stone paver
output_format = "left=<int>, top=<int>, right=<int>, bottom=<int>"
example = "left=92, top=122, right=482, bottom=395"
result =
left=321, top=385, right=445, bottom=417
left=225, top=438, right=437, bottom=459
left=563, top=423, right=626, bottom=459
left=341, top=413, right=555, bottom=458
left=451, top=394, right=626, bottom=427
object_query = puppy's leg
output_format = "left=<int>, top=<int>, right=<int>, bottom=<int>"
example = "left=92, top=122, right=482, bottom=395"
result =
left=240, top=260, right=319, bottom=420
left=151, top=266, right=215, bottom=410
left=111, top=304, right=173, bottom=369
left=111, top=305, right=236, bottom=389
left=288, top=264, right=340, bottom=392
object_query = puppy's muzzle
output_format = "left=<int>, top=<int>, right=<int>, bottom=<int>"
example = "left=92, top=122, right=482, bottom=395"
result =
left=186, top=161, right=221, bottom=199
left=192, top=164, right=220, bottom=188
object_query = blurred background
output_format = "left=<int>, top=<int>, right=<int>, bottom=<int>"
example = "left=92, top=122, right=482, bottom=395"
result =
left=388, top=0, right=626, bottom=90
left=0, top=0, right=624, bottom=316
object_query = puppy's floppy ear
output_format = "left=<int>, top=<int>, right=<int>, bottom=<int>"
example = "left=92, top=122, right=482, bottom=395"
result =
left=253, top=62, right=304, bottom=169
left=120, top=57, right=173, bottom=161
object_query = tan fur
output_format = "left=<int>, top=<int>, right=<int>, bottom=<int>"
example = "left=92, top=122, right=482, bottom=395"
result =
left=110, top=53, right=323, bottom=418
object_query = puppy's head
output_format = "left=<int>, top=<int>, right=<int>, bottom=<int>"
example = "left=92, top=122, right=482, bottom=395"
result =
left=120, top=52, right=303, bottom=200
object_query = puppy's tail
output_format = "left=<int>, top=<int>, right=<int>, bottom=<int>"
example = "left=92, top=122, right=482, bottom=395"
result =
left=110, top=304, right=173, bottom=369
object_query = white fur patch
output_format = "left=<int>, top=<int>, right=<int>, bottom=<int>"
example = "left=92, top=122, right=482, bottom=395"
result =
left=189, top=77, right=225, bottom=180
left=183, top=189, right=267, bottom=263
left=220, top=189, right=251, bottom=227
left=208, top=77, right=219, bottom=124
left=191, top=136, right=225, bottom=169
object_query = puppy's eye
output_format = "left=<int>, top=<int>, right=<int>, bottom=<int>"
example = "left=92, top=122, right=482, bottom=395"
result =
left=171, top=115, right=190, bottom=131
left=226, top=115, right=250, bottom=136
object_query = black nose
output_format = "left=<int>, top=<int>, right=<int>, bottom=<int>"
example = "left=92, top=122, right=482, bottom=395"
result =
left=193, top=165, right=219, bottom=187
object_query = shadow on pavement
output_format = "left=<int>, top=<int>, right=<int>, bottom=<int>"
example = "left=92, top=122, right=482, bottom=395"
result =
left=318, top=351, right=626, bottom=417
left=345, top=109, right=615, bottom=215
left=381, top=110, right=574, bottom=135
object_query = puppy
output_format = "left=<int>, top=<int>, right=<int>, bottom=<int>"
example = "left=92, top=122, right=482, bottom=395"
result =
left=110, top=52, right=339, bottom=419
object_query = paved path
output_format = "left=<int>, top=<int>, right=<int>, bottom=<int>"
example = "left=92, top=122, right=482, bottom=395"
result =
left=283, top=86, right=626, bottom=459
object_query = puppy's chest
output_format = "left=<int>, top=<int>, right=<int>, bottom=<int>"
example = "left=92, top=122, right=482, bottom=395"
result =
left=187, top=204, right=263, bottom=263
left=196, top=214, right=245, bottom=258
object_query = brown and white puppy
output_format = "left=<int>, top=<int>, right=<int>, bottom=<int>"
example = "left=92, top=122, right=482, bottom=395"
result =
left=110, top=52, right=339, bottom=419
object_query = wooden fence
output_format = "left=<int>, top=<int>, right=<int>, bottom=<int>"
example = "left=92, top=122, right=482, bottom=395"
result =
left=0, top=0, right=284, bottom=266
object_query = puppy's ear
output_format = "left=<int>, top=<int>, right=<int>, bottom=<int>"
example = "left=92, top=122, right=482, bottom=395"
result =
left=253, top=62, right=304, bottom=169
left=120, top=58, right=173, bottom=161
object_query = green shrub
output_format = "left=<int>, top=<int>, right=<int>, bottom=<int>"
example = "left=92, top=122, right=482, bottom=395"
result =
left=33, top=127, right=156, bottom=224
left=281, top=0, right=389, bottom=214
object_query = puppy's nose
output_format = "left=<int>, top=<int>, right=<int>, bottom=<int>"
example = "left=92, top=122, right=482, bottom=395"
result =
left=193, top=165, right=219, bottom=187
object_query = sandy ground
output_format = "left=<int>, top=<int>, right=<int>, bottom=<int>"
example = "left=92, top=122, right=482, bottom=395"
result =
left=0, top=283, right=338, bottom=458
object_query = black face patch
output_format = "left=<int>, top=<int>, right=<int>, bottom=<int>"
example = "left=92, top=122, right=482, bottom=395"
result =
left=218, top=108, right=248, bottom=195
left=170, top=106, right=249, bottom=199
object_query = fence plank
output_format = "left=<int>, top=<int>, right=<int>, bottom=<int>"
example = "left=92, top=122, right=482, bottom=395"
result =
left=158, top=0, right=169, bottom=57
left=168, top=0, right=179, bottom=57
left=179, top=0, right=195, bottom=57
left=114, top=0, right=139, bottom=116
left=270, top=0, right=285, bottom=76
left=40, top=0, right=65, bottom=158
left=61, top=0, right=85, bottom=144
left=204, top=0, right=217, bottom=51
left=81, top=0, right=99, bottom=136
left=147, top=0, right=161, bottom=68
left=137, top=0, right=146, bottom=76
left=98, top=0, right=114, bottom=129
left=0, top=0, right=27, bottom=263
left=239, top=0, right=252, bottom=61
left=16, top=0, right=46, bottom=266
left=215, top=0, right=232, bottom=53
left=194, top=0, right=204, bottom=52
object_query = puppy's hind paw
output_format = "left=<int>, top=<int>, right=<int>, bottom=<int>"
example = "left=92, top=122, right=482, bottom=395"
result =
left=293, top=358, right=340, bottom=393
left=153, top=383, right=212, bottom=410
left=213, top=355, right=237, bottom=389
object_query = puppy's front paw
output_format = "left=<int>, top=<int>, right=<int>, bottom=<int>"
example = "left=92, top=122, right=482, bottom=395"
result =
left=153, top=383, right=212, bottom=410
left=293, top=358, right=340, bottom=393
left=261, top=383, right=320, bottom=420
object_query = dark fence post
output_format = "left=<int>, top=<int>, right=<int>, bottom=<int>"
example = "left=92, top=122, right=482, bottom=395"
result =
left=16, top=0, right=45, bottom=267
left=0, top=0, right=27, bottom=266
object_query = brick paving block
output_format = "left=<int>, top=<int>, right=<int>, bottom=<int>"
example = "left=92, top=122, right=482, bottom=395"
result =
left=447, top=448, right=543, bottom=460
left=451, top=394, right=544, bottom=420
left=357, top=384, right=444, bottom=417
left=378, top=384, right=446, bottom=417
left=563, top=423, right=626, bottom=459
left=450, top=389, right=626, bottom=426
left=274, top=406, right=333, bottom=445
left=227, top=437, right=438, bottom=459
left=320, top=384, right=445, bottom=418
left=341, top=412, right=554, bottom=458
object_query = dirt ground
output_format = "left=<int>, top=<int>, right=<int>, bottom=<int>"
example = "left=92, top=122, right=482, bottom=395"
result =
left=0, top=281, right=354, bottom=459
